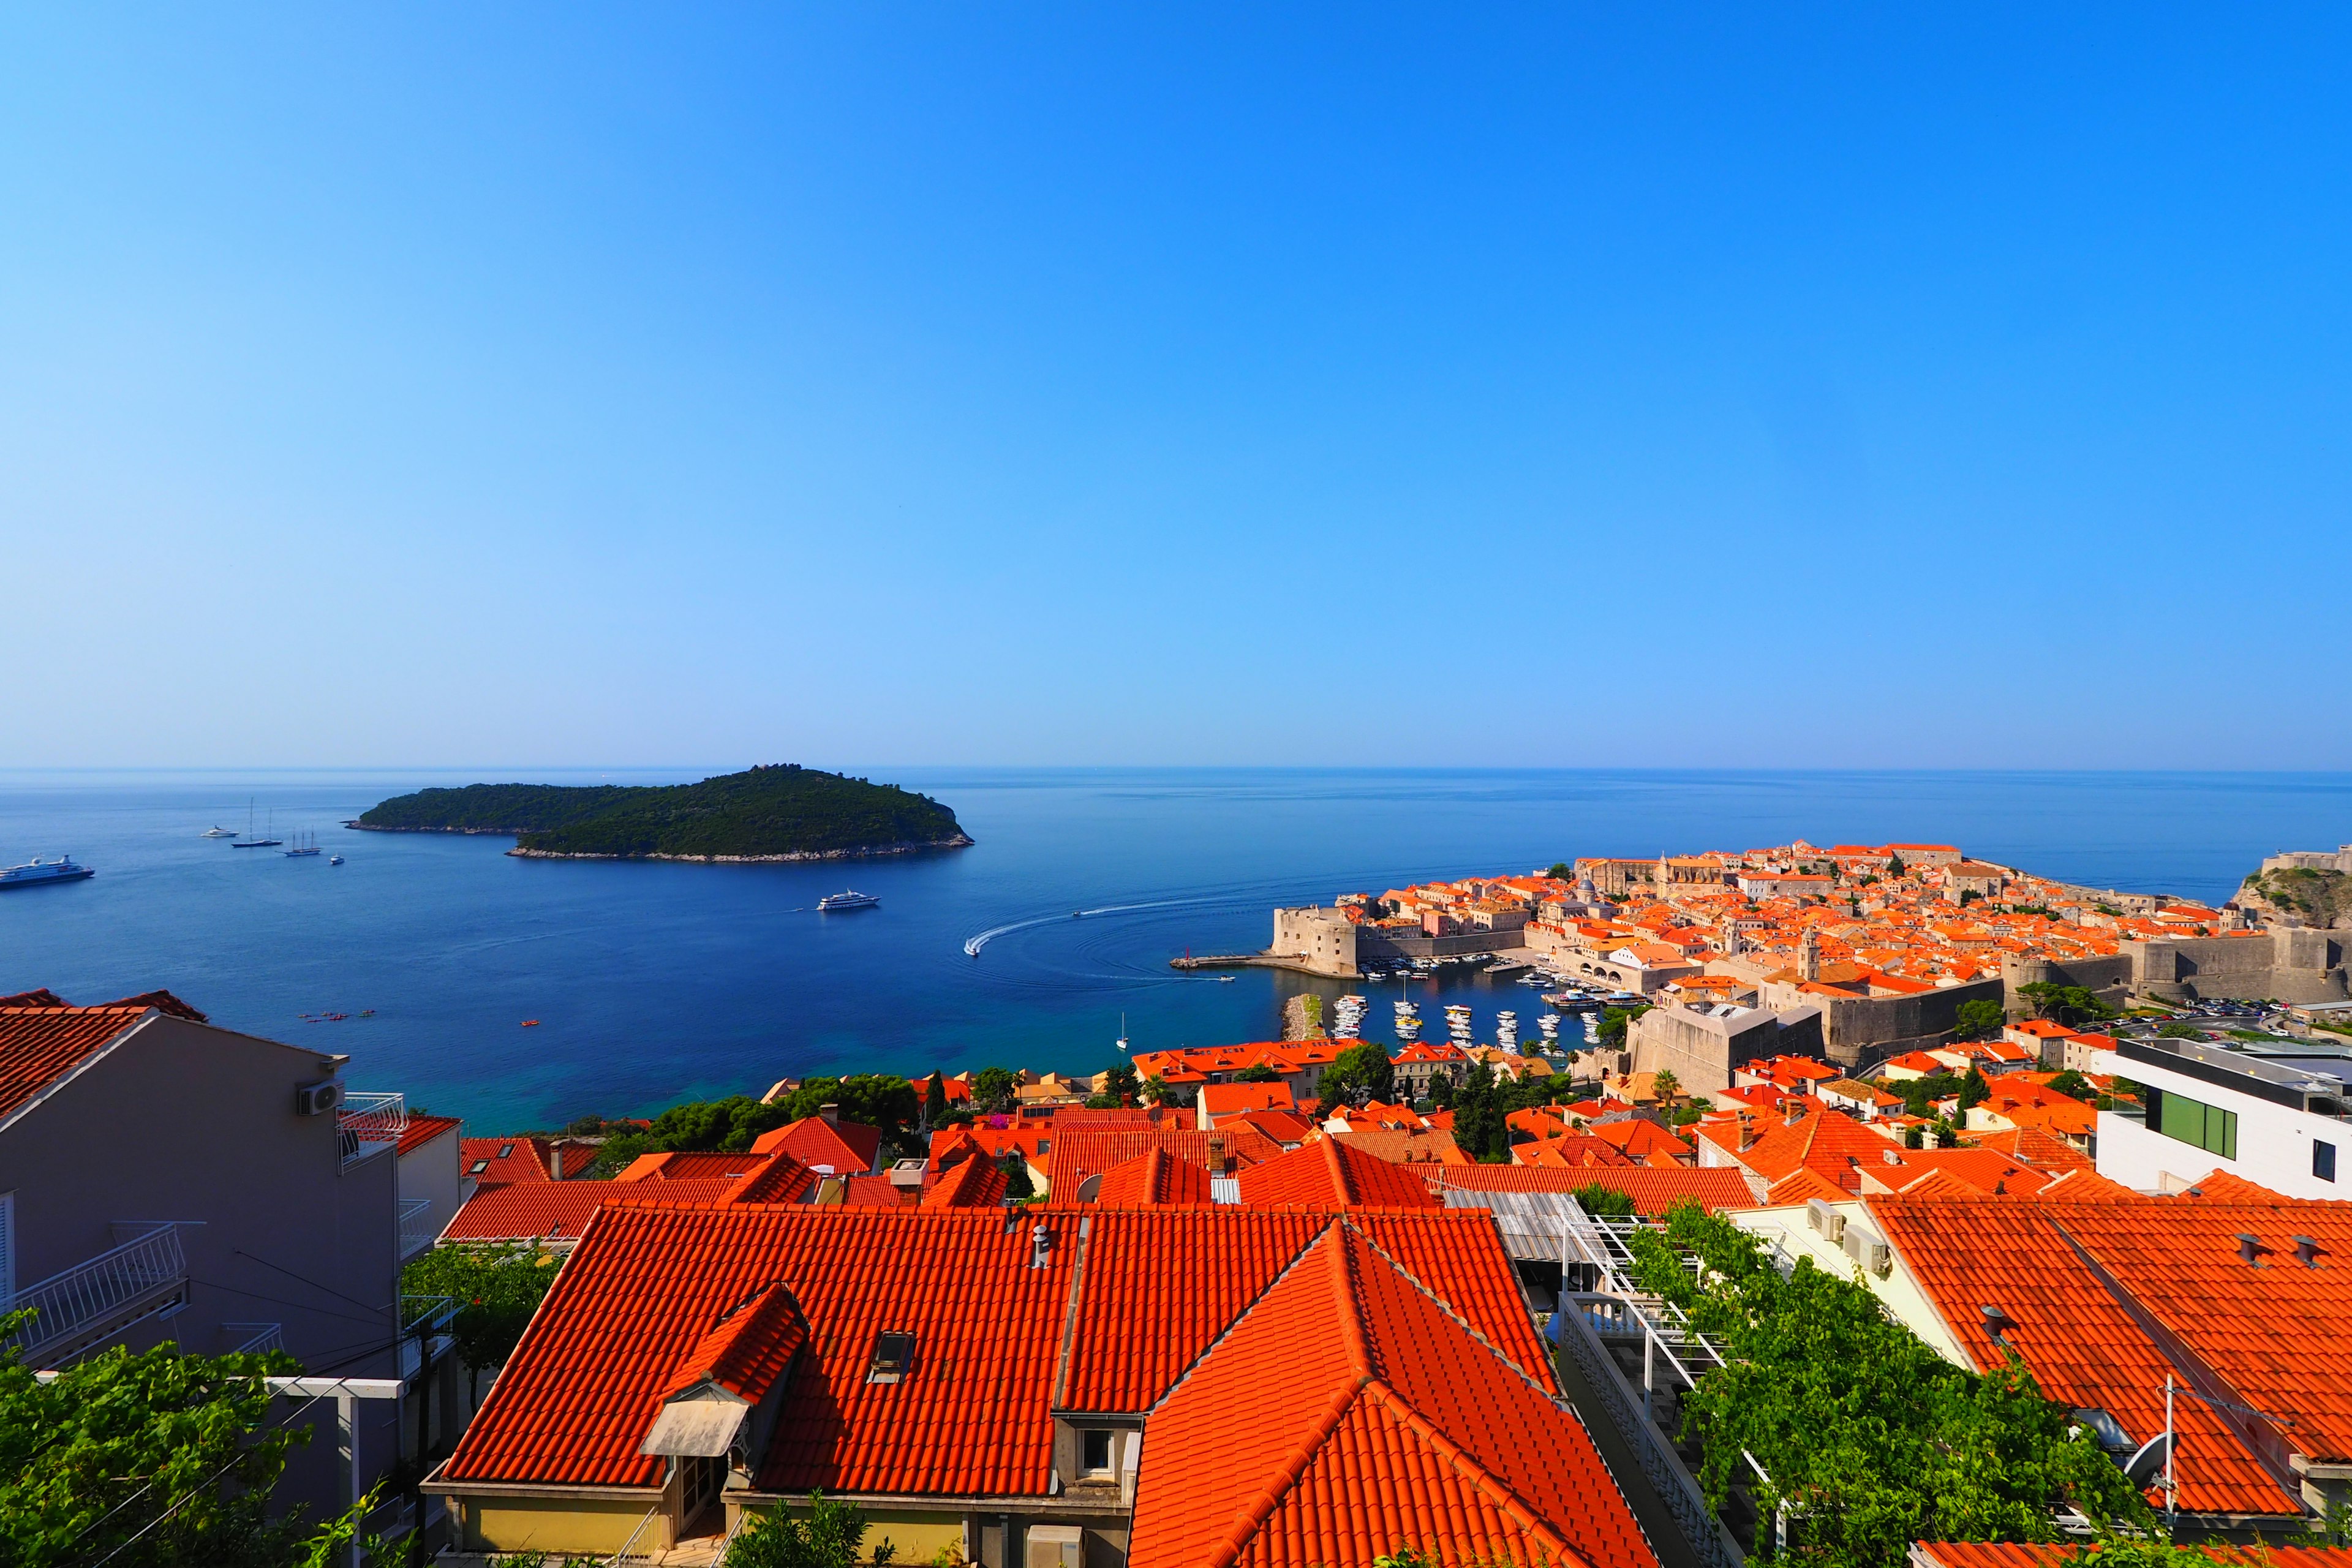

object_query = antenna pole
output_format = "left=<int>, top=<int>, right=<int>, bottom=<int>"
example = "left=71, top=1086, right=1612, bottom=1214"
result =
left=2165, top=1374, right=2177, bottom=1531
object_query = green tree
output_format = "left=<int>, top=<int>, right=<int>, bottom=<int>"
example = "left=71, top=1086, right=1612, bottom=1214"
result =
left=1571, top=1182, right=1637, bottom=1218
left=1651, top=1068, right=1680, bottom=1103
left=1887, top=853, right=1905, bottom=877
left=2155, top=1022, right=2205, bottom=1040
left=1596, top=1005, right=1649, bottom=1049
left=1316, top=1042, right=1395, bottom=1105
left=0, top=1316, right=390, bottom=1568
left=2044, top=1070, right=2095, bottom=1102
left=1140, top=1073, right=1178, bottom=1109
left=1953, top=998, right=2007, bottom=1042
left=786, top=1076, right=921, bottom=1150
left=1894, top=1070, right=1963, bottom=1120
left=402, top=1243, right=563, bottom=1403
left=1623, top=1207, right=2146, bottom=1567
left=972, top=1067, right=1019, bottom=1115
left=923, top=1072, right=949, bottom=1128
left=1959, top=1066, right=1992, bottom=1111
left=999, top=1151, right=1036, bottom=1201
left=2018, top=982, right=2118, bottom=1027
left=726, top=1491, right=889, bottom=1568
left=1450, top=1063, right=1508, bottom=1163
left=1101, top=1064, right=1140, bottom=1104
left=1547, top=862, right=1573, bottom=880
left=1234, top=1062, right=1281, bottom=1084
left=1427, top=1071, right=1455, bottom=1110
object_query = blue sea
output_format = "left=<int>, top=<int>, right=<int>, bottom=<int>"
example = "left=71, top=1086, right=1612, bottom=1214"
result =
left=3, top=768, right=2348, bottom=1133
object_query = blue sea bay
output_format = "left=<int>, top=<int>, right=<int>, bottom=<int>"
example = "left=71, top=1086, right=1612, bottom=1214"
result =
left=2, top=767, right=2347, bottom=1133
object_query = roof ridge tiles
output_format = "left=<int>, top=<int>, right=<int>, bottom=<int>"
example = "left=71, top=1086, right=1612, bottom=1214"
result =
left=1139, top=1217, right=1341, bottom=1419
left=1344, top=1219, right=1558, bottom=1401
left=1048, top=1213, right=1096, bottom=1409
left=1202, top=1367, right=1371, bottom=1568
left=1332, top=1216, right=1374, bottom=1379
left=1357, top=1376, right=1591, bottom=1568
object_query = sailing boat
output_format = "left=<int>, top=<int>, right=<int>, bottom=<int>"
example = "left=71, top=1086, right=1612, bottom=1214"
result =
left=233, top=799, right=282, bottom=848
left=285, top=831, right=320, bottom=858
left=1115, top=1014, right=1129, bottom=1053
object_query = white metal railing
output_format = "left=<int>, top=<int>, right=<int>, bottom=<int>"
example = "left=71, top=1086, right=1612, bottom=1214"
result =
left=338, top=1091, right=407, bottom=1164
left=609, top=1504, right=663, bottom=1563
left=397, top=1197, right=436, bottom=1259
left=221, top=1321, right=287, bottom=1355
left=2, top=1224, right=189, bottom=1364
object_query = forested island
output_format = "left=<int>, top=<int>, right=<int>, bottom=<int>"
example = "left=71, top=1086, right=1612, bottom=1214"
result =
left=350, top=764, right=973, bottom=862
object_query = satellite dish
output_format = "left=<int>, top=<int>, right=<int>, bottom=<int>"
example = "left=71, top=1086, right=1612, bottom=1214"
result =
left=2124, top=1431, right=2172, bottom=1488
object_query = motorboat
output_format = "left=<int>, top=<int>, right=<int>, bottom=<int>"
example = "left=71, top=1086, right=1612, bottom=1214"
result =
left=817, top=891, right=880, bottom=911
left=201, top=826, right=236, bottom=838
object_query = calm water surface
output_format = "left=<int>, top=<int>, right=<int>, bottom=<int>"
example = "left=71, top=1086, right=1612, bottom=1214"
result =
left=3, top=767, right=2347, bottom=1131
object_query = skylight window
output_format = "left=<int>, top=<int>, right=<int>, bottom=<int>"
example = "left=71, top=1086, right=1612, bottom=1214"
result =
left=468, top=1160, right=489, bottom=1175
left=497, top=1143, right=515, bottom=1159
left=868, top=1331, right=916, bottom=1385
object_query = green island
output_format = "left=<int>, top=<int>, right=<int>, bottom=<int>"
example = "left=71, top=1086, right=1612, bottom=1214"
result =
left=349, top=764, right=973, bottom=862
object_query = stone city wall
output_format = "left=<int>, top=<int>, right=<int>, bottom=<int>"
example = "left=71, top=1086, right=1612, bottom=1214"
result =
left=2127, top=929, right=2351, bottom=1005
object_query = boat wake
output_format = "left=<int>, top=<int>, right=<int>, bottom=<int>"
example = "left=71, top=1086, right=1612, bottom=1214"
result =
left=962, top=897, right=1221, bottom=957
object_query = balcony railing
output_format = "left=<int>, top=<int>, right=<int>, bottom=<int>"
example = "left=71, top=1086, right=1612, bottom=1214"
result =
left=397, top=1197, right=437, bottom=1259
left=338, top=1091, right=407, bottom=1165
left=219, top=1321, right=287, bottom=1356
left=2, top=1224, right=189, bottom=1366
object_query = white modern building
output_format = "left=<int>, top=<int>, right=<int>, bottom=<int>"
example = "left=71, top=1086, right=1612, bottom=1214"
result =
left=2089, top=1035, right=2350, bottom=1197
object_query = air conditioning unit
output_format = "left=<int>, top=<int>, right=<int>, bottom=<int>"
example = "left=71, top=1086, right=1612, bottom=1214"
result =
left=1806, top=1197, right=1844, bottom=1240
left=1024, top=1525, right=1084, bottom=1568
left=295, top=1080, right=342, bottom=1117
left=1841, top=1224, right=1892, bottom=1274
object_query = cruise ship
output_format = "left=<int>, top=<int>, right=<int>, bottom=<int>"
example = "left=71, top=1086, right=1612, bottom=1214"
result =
left=1, top=856, right=94, bottom=890
left=816, top=889, right=880, bottom=911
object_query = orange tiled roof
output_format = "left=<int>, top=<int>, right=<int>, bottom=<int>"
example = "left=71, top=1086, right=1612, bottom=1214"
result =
left=440, top=1205, right=1557, bottom=1500
left=1199, top=1082, right=1297, bottom=1118
left=1328, top=1126, right=1467, bottom=1166
left=921, top=1150, right=1008, bottom=1208
left=657, top=1281, right=806, bottom=1404
left=751, top=1114, right=881, bottom=1174
left=1231, top=1139, right=1441, bottom=1210
left=1870, top=1197, right=2352, bottom=1515
left=1093, top=1146, right=1215, bottom=1207
left=1044, top=1126, right=1280, bottom=1202
left=0, top=1006, right=151, bottom=1123
left=396, top=1113, right=462, bottom=1158
left=440, top=1177, right=742, bottom=1244
left=1125, top=1226, right=1656, bottom=1568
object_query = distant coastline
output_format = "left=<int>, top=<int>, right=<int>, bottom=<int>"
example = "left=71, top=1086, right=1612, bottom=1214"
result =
left=507, top=834, right=974, bottom=864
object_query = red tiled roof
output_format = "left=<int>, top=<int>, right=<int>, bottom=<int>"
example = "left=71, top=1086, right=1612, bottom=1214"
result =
left=658, top=1282, right=807, bottom=1404
left=1870, top=1197, right=2352, bottom=1515
left=1329, top=1126, right=1467, bottom=1166
left=921, top=1152, right=1008, bottom=1208
left=1093, top=1147, right=1215, bottom=1207
left=101, top=989, right=209, bottom=1021
left=1222, top=1109, right=1317, bottom=1147
left=617, top=1150, right=775, bottom=1183
left=1231, top=1139, right=1441, bottom=1210
left=460, top=1137, right=579, bottom=1185
left=440, top=1177, right=744, bottom=1243
left=397, top=1113, right=462, bottom=1158
left=437, top=1205, right=1562, bottom=1507
left=0, top=1007, right=149, bottom=1124
left=1200, top=1082, right=1297, bottom=1119
left=1044, top=1127, right=1280, bottom=1203
left=1434, top=1164, right=1756, bottom=1214
left=1125, top=1226, right=1656, bottom=1568
left=722, top=1154, right=819, bottom=1206
left=839, top=1174, right=913, bottom=1207
left=752, top=1115, right=881, bottom=1174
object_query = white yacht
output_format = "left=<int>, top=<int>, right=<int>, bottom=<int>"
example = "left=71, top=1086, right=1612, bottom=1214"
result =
left=816, top=890, right=880, bottom=911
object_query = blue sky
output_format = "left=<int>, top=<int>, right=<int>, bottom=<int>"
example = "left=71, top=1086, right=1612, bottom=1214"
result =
left=4, top=6, right=2347, bottom=769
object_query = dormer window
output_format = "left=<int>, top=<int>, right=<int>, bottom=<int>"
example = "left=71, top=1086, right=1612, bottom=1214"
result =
left=1081, top=1428, right=1114, bottom=1478
left=869, top=1331, right=916, bottom=1384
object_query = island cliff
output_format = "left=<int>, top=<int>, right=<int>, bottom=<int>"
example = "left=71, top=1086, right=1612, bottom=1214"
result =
left=351, top=765, right=973, bottom=862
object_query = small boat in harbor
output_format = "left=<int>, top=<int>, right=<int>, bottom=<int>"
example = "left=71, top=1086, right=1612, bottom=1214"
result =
left=1, top=856, right=95, bottom=890
left=817, top=890, right=880, bottom=912
left=201, top=825, right=236, bottom=838
left=328, top=854, right=345, bottom=865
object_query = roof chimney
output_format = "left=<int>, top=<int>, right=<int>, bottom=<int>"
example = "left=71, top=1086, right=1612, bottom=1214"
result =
left=820, top=1102, right=840, bottom=1126
left=1030, top=1221, right=1054, bottom=1270
left=2235, top=1232, right=2275, bottom=1267
left=549, top=1143, right=563, bottom=1181
left=2293, top=1234, right=2328, bottom=1269
left=1980, top=1304, right=2018, bottom=1344
left=1207, top=1134, right=1226, bottom=1173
